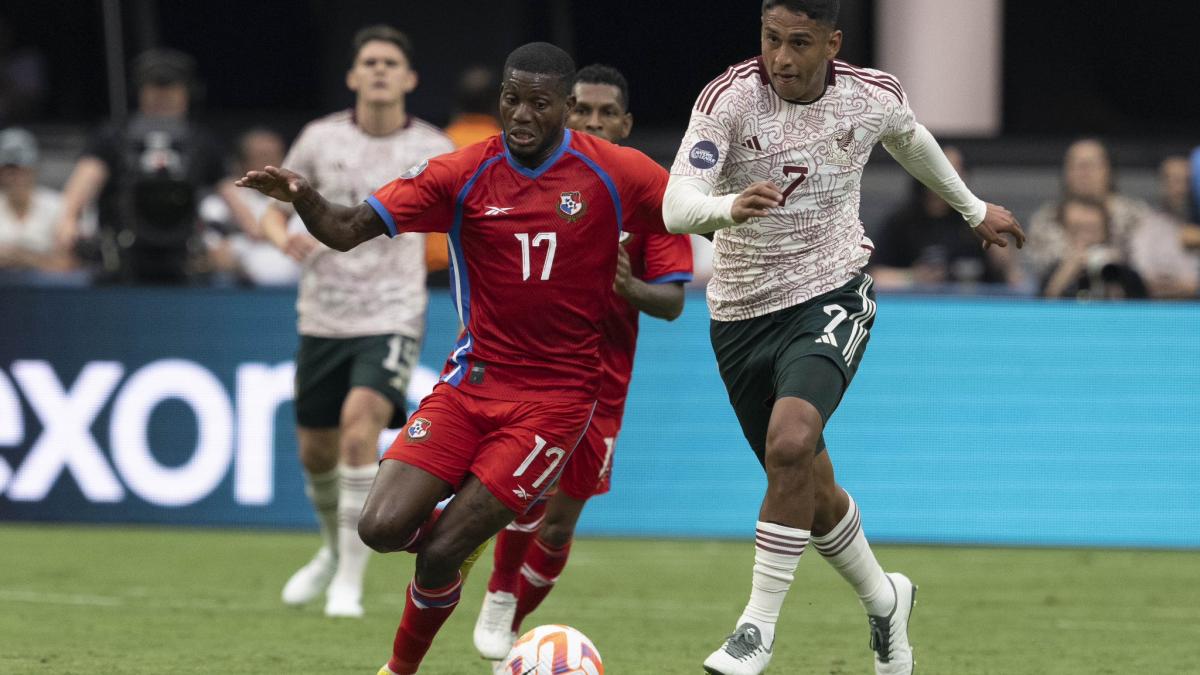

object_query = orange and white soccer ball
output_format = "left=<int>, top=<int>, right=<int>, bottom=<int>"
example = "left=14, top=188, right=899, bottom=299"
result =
left=499, top=624, right=604, bottom=675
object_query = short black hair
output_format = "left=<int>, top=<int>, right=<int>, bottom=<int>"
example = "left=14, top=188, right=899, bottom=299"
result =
left=762, top=0, right=840, bottom=26
left=503, top=42, right=576, bottom=97
left=351, top=25, right=414, bottom=66
left=574, top=64, right=630, bottom=111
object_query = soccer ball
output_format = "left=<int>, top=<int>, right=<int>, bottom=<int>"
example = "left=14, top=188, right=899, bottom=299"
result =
left=499, top=624, right=604, bottom=675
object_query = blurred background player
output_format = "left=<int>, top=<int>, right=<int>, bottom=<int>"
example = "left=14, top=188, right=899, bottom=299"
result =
left=0, top=127, right=68, bottom=274
left=471, top=64, right=694, bottom=665
left=264, top=25, right=454, bottom=619
left=54, top=48, right=241, bottom=284
left=239, top=41, right=675, bottom=675
left=662, top=1, right=1024, bottom=673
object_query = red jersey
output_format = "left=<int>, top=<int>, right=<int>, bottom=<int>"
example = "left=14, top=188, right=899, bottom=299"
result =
left=596, top=232, right=693, bottom=418
left=368, top=130, right=668, bottom=402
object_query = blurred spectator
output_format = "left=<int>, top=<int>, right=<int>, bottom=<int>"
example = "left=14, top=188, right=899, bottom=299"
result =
left=1026, top=139, right=1139, bottom=275
left=871, top=147, right=1020, bottom=291
left=55, top=48, right=242, bottom=284
left=0, top=128, right=69, bottom=272
left=443, top=65, right=501, bottom=148
left=1041, top=196, right=1147, bottom=300
left=1126, top=156, right=1198, bottom=298
left=1176, top=149, right=1200, bottom=255
left=198, top=128, right=300, bottom=286
left=0, top=19, right=48, bottom=125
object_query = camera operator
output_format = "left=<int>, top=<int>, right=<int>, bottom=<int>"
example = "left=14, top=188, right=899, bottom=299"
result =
left=1041, top=196, right=1148, bottom=300
left=55, top=48, right=243, bottom=284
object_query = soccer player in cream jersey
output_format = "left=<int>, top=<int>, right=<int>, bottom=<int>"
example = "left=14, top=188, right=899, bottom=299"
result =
left=261, top=25, right=454, bottom=618
left=663, top=2, right=1025, bottom=674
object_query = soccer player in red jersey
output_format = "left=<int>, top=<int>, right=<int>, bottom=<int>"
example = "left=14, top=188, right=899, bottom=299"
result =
left=472, top=64, right=695, bottom=664
left=238, top=43, right=671, bottom=675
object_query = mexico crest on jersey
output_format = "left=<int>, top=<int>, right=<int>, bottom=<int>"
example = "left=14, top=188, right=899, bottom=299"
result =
left=557, top=191, right=587, bottom=221
left=406, top=417, right=432, bottom=442
left=827, top=126, right=857, bottom=166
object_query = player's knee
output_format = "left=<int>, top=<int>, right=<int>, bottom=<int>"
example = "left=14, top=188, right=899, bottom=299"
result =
left=538, top=520, right=575, bottom=548
left=415, top=535, right=467, bottom=579
left=764, top=426, right=820, bottom=473
left=357, top=510, right=413, bottom=553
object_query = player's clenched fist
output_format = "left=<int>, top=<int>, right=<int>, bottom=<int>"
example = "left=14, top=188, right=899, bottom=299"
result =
left=235, top=165, right=311, bottom=203
left=731, top=181, right=784, bottom=223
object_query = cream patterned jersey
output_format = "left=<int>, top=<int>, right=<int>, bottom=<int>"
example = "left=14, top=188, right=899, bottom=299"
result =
left=283, top=110, right=455, bottom=338
left=671, top=57, right=916, bottom=321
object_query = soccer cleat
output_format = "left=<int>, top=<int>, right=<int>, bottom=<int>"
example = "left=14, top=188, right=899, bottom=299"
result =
left=473, top=590, right=518, bottom=660
left=869, top=572, right=918, bottom=675
left=324, top=582, right=364, bottom=618
left=281, top=546, right=336, bottom=606
left=702, top=623, right=773, bottom=675
left=376, top=666, right=399, bottom=675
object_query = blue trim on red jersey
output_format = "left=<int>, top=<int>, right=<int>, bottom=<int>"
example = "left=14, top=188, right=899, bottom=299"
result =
left=448, top=154, right=504, bottom=327
left=365, top=195, right=398, bottom=237
left=645, top=271, right=693, bottom=285
left=502, top=129, right=573, bottom=179
left=440, top=330, right=474, bottom=387
left=564, top=147, right=622, bottom=234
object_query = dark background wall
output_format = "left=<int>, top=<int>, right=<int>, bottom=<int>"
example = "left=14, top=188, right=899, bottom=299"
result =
left=3, top=0, right=1196, bottom=144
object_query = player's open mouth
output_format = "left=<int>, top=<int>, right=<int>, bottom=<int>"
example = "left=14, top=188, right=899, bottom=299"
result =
left=774, top=73, right=798, bottom=84
left=509, top=130, right=536, bottom=144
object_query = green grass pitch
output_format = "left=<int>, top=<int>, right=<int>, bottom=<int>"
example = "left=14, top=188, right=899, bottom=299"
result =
left=0, top=524, right=1196, bottom=674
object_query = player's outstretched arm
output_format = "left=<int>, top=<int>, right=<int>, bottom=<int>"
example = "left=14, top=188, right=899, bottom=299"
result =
left=236, top=165, right=385, bottom=252
left=972, top=202, right=1026, bottom=250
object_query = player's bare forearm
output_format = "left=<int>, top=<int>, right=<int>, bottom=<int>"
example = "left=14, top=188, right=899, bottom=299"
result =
left=617, top=280, right=685, bottom=321
left=237, top=165, right=385, bottom=252
left=292, top=190, right=385, bottom=252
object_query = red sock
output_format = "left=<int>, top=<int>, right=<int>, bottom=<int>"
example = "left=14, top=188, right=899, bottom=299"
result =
left=386, top=574, right=463, bottom=674
left=401, top=506, right=444, bottom=553
left=512, top=536, right=572, bottom=632
left=488, top=500, right=547, bottom=594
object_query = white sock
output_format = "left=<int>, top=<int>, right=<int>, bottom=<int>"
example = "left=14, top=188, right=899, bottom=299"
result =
left=303, top=467, right=339, bottom=557
left=330, top=463, right=378, bottom=592
left=737, top=521, right=808, bottom=648
left=811, top=493, right=895, bottom=616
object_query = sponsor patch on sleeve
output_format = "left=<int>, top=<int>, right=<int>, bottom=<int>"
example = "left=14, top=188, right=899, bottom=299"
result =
left=688, top=140, right=720, bottom=170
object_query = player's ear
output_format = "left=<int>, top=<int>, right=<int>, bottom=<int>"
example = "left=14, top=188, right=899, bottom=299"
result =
left=620, top=112, right=633, bottom=140
left=563, top=94, right=577, bottom=120
left=345, top=67, right=358, bottom=94
left=403, top=69, right=419, bottom=95
left=825, top=28, right=843, bottom=60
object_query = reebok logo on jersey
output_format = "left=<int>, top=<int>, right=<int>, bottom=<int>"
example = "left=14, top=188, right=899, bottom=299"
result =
left=484, top=205, right=514, bottom=216
left=400, top=159, right=429, bottom=179
left=689, top=140, right=720, bottom=169
left=512, top=485, right=533, bottom=501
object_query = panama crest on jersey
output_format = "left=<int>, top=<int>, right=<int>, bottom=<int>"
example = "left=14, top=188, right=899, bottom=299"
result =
left=406, top=417, right=432, bottom=442
left=557, top=191, right=587, bottom=222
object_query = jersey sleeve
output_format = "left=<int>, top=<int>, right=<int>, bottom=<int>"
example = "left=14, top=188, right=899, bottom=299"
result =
left=366, top=154, right=460, bottom=236
left=668, top=80, right=735, bottom=187
left=879, top=76, right=918, bottom=144
left=612, top=145, right=669, bottom=235
left=639, top=232, right=694, bottom=285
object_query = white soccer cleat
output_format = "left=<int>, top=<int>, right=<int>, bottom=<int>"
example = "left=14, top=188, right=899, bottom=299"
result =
left=473, top=590, right=518, bottom=660
left=324, top=582, right=364, bottom=618
left=869, top=572, right=917, bottom=675
left=702, top=623, right=773, bottom=675
left=281, top=547, right=336, bottom=606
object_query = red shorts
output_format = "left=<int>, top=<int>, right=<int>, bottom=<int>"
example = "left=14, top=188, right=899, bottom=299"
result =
left=557, top=412, right=621, bottom=500
left=384, top=384, right=596, bottom=513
